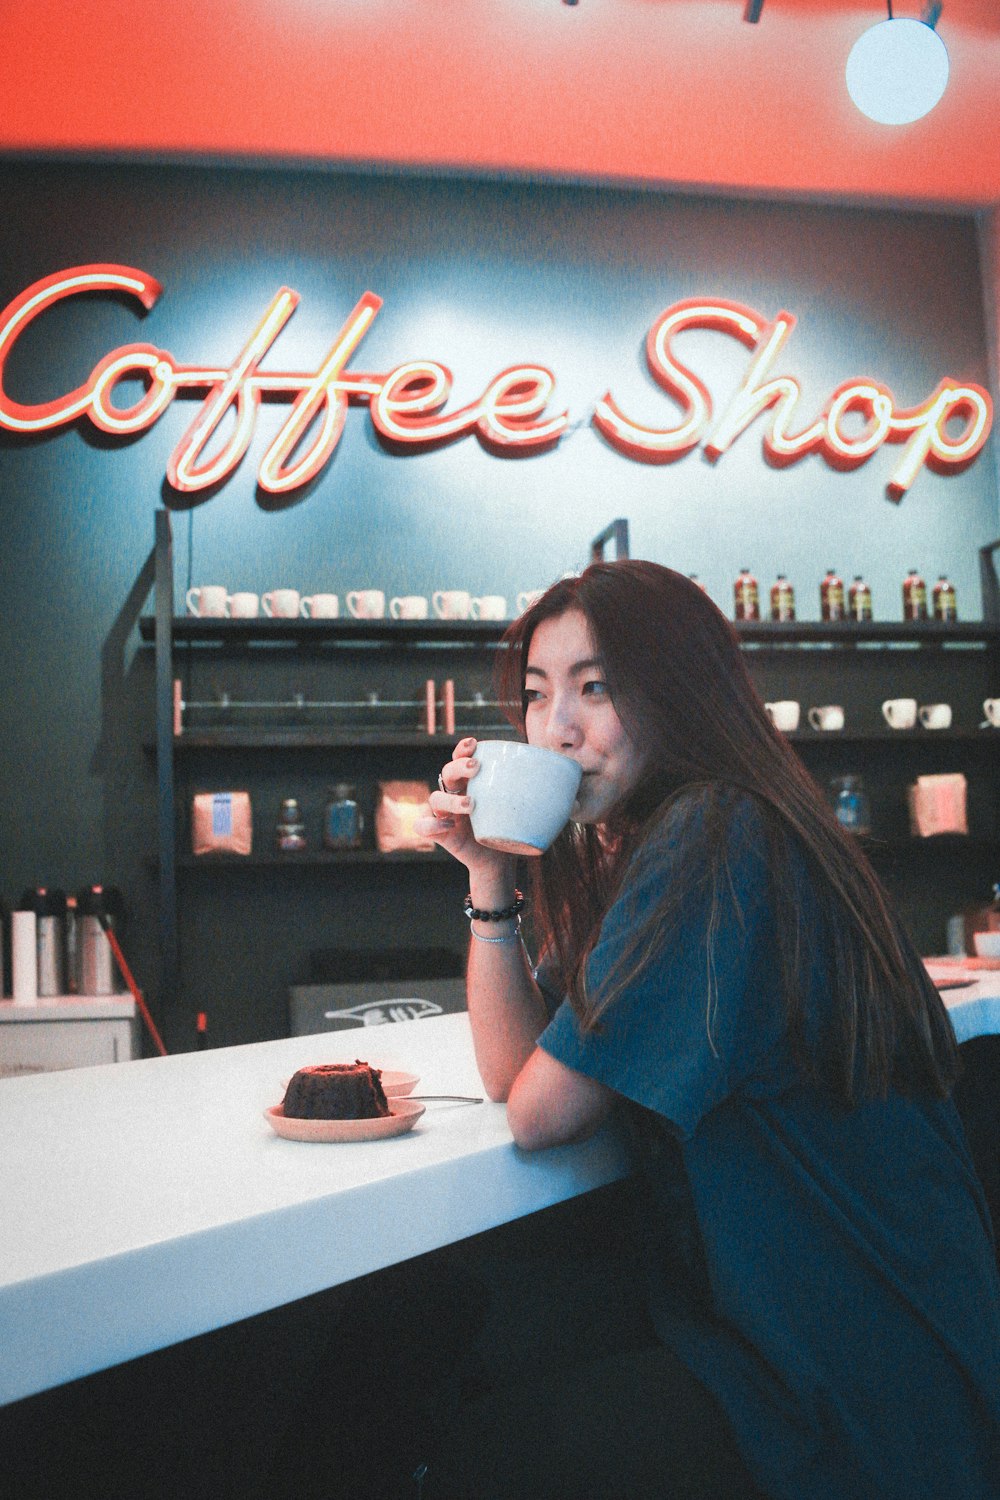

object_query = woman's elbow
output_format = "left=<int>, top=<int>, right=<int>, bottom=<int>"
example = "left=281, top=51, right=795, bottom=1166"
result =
left=506, top=1096, right=550, bottom=1150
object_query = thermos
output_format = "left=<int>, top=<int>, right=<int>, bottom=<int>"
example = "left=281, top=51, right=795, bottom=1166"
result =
left=76, top=885, right=125, bottom=996
left=18, top=888, right=68, bottom=998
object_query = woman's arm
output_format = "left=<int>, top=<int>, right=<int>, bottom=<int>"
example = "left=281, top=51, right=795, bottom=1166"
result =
left=507, top=1046, right=615, bottom=1149
left=416, top=737, right=614, bottom=1135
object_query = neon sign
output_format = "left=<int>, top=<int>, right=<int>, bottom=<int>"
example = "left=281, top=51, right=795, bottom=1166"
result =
left=0, top=265, right=991, bottom=502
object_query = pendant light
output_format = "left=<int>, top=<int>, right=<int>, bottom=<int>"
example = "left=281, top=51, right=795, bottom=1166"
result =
left=846, top=2, right=949, bottom=125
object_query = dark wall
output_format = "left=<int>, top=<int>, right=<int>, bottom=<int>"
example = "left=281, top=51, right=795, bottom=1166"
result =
left=0, top=159, right=996, bottom=1049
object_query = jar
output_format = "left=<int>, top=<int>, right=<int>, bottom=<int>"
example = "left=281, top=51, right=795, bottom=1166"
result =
left=932, top=574, right=957, bottom=622
left=902, top=569, right=928, bottom=621
left=324, top=785, right=364, bottom=850
left=770, top=574, right=796, bottom=622
left=275, top=797, right=307, bottom=852
left=848, top=575, right=873, bottom=622
left=829, top=775, right=871, bottom=836
left=820, top=569, right=845, bottom=622
left=733, top=567, right=760, bottom=621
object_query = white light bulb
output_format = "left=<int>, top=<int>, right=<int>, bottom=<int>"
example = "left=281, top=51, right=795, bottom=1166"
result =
left=846, top=18, right=949, bottom=125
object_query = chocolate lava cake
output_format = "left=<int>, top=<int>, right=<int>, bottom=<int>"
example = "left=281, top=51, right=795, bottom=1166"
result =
left=281, top=1061, right=391, bottom=1120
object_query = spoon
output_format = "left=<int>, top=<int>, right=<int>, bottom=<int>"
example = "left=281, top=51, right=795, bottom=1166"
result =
left=407, top=1093, right=484, bottom=1104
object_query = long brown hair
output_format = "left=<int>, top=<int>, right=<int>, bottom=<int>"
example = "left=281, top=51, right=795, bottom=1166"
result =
left=496, top=560, right=958, bottom=1106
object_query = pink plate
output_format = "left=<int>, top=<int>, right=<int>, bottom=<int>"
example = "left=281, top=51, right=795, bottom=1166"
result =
left=263, top=1098, right=426, bottom=1142
left=380, top=1070, right=420, bottom=1097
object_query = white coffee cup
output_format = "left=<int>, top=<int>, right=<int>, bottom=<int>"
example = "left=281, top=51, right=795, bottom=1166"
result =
left=469, top=740, right=583, bottom=857
left=433, top=590, right=473, bottom=620
left=918, top=703, right=952, bottom=730
left=262, top=589, right=301, bottom=619
left=346, top=590, right=386, bottom=619
left=982, top=698, right=1000, bottom=728
left=765, top=700, right=800, bottom=733
left=471, top=595, right=507, bottom=620
left=808, top=705, right=845, bottom=732
left=390, top=595, right=429, bottom=620
left=973, top=931, right=1000, bottom=959
left=227, top=591, right=259, bottom=618
left=186, top=585, right=228, bottom=617
left=882, top=698, right=917, bottom=730
left=517, top=589, right=545, bottom=614
left=301, top=593, right=339, bottom=619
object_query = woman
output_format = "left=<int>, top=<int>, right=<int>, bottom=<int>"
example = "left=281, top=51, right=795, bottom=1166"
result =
left=419, top=561, right=1000, bottom=1500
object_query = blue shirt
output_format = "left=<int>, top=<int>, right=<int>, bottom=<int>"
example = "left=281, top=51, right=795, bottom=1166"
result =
left=537, top=793, right=1000, bottom=1500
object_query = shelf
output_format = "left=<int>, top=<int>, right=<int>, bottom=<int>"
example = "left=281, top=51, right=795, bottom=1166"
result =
left=143, top=727, right=999, bottom=753
left=139, top=616, right=509, bottom=646
left=139, top=616, right=1000, bottom=650
left=176, top=849, right=456, bottom=868
left=787, top=730, right=1000, bottom=747
left=146, top=727, right=515, bottom=751
left=735, top=621, right=1000, bottom=648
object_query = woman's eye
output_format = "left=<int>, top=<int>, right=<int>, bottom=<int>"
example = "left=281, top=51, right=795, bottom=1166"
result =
left=582, top=679, right=609, bottom=697
left=524, top=688, right=543, bottom=704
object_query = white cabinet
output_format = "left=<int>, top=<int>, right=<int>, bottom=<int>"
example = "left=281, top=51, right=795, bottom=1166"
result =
left=0, top=998, right=139, bottom=1070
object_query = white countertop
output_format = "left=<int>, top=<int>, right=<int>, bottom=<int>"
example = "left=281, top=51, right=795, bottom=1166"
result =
left=926, top=963, right=1000, bottom=1044
left=1, top=975, right=995, bottom=1409
left=0, top=995, right=137, bottom=1022
left=0, top=1012, right=630, bottom=1407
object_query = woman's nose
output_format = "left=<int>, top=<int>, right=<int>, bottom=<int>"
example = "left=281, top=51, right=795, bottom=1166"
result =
left=546, top=696, right=583, bottom=750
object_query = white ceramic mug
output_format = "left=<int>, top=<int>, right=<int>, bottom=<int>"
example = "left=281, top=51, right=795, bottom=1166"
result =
left=983, top=698, right=1000, bottom=727
left=389, top=595, right=429, bottom=620
left=346, top=589, right=386, bottom=619
left=186, top=585, right=228, bottom=617
left=433, top=590, right=472, bottom=620
left=765, top=700, right=800, bottom=733
left=300, top=593, right=339, bottom=619
left=516, top=589, right=545, bottom=614
left=262, top=589, right=301, bottom=619
left=973, top=931, right=1000, bottom=959
left=918, top=703, right=952, bottom=730
left=882, top=698, right=917, bottom=730
left=471, top=595, right=507, bottom=620
left=227, top=591, right=259, bottom=618
left=808, top=705, right=845, bottom=732
left=469, top=740, right=583, bottom=857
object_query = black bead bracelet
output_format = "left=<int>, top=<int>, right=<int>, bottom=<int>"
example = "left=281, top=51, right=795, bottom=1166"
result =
left=463, top=889, right=525, bottom=923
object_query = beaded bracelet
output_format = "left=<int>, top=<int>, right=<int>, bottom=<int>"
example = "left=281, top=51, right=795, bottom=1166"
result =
left=463, top=889, right=525, bottom=923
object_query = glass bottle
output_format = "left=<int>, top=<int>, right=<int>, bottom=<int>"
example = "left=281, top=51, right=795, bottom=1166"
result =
left=275, top=797, right=307, bottom=852
left=902, top=568, right=928, bottom=621
left=820, top=568, right=845, bottom=622
left=323, top=784, right=364, bottom=850
left=848, top=574, right=873, bottom=623
left=932, top=574, right=957, bottom=622
left=733, top=567, right=760, bottom=621
left=770, top=574, right=796, bottom=622
left=829, top=775, right=871, bottom=836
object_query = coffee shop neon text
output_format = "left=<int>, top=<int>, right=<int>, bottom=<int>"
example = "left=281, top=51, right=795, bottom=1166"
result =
left=0, top=265, right=991, bottom=501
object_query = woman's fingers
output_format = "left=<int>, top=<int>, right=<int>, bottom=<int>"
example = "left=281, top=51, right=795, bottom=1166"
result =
left=436, top=751, right=479, bottom=798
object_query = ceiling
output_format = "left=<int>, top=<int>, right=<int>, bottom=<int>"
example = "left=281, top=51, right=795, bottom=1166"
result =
left=3, top=0, right=999, bottom=207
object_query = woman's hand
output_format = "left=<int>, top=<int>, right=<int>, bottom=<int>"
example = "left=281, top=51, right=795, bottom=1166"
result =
left=416, top=736, right=512, bottom=885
